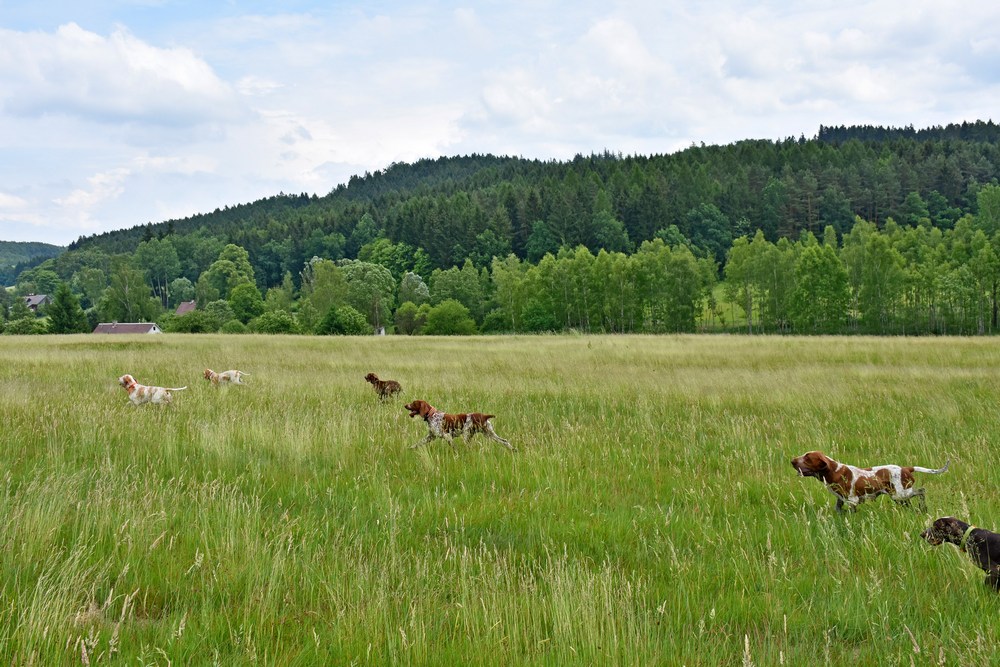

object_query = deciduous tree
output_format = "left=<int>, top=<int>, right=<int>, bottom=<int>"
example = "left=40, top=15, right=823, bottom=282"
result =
left=229, top=283, right=265, bottom=323
left=422, top=299, right=477, bottom=335
left=789, top=244, right=849, bottom=333
left=340, top=260, right=396, bottom=330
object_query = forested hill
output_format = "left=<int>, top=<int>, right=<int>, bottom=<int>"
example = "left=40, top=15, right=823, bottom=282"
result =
left=817, top=120, right=1000, bottom=144
left=59, top=121, right=1000, bottom=289
left=0, top=241, right=63, bottom=285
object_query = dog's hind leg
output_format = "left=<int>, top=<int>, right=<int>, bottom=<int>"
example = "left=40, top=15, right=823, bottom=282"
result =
left=894, top=487, right=926, bottom=512
left=915, top=488, right=927, bottom=512
left=485, top=423, right=516, bottom=452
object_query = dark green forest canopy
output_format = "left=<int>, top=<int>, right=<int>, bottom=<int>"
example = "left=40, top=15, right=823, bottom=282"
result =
left=0, top=241, right=64, bottom=285
left=62, top=121, right=1000, bottom=289
left=11, top=121, right=1000, bottom=338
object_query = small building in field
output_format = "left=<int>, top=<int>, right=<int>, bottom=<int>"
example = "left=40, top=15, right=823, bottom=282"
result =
left=175, top=300, right=197, bottom=316
left=92, top=322, right=162, bottom=334
left=24, top=294, right=50, bottom=311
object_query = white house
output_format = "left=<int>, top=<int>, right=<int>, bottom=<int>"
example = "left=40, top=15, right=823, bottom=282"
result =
left=92, top=322, right=163, bottom=334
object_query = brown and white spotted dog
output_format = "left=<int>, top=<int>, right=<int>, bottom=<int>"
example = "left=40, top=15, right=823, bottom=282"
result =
left=204, top=368, right=249, bottom=386
left=921, top=516, right=1000, bottom=590
left=365, top=373, right=402, bottom=400
left=405, top=399, right=516, bottom=452
left=118, top=374, right=187, bottom=406
left=791, top=450, right=948, bottom=511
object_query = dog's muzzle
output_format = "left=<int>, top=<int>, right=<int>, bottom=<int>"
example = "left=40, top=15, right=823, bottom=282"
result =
left=920, top=529, right=942, bottom=546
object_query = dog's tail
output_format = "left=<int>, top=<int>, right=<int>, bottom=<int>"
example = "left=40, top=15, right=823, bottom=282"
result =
left=168, top=386, right=188, bottom=392
left=913, top=459, right=949, bottom=475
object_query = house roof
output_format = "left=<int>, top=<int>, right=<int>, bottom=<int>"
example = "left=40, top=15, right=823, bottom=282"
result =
left=24, top=294, right=49, bottom=307
left=92, top=322, right=162, bottom=334
left=175, top=300, right=197, bottom=315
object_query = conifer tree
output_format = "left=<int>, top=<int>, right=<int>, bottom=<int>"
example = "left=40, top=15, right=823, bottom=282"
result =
left=47, top=282, right=90, bottom=333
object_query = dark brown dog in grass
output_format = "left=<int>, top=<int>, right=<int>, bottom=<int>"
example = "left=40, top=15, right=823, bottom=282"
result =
left=365, top=373, right=402, bottom=400
left=921, top=517, right=1000, bottom=590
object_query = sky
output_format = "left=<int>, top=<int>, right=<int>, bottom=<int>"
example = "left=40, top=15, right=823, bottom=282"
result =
left=1, top=1, right=999, bottom=246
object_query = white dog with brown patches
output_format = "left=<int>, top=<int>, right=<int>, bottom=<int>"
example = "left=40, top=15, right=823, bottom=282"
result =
left=118, top=374, right=187, bottom=406
left=791, top=450, right=949, bottom=512
left=204, top=368, right=249, bottom=386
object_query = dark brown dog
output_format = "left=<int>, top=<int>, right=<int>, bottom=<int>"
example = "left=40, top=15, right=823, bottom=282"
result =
left=922, top=517, right=1000, bottom=590
left=405, top=399, right=515, bottom=451
left=365, top=373, right=402, bottom=400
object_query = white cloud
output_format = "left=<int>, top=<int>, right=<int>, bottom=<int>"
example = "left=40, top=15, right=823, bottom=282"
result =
left=480, top=70, right=554, bottom=127
left=0, top=22, right=242, bottom=124
left=0, top=193, right=29, bottom=210
left=48, top=168, right=134, bottom=237
left=237, top=75, right=283, bottom=97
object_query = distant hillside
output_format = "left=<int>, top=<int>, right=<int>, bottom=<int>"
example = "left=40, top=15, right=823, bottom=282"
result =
left=43, top=119, right=1000, bottom=288
left=0, top=241, right=64, bottom=285
left=12, top=121, right=1000, bottom=338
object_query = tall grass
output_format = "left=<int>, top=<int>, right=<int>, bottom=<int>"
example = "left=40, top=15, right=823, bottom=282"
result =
left=0, top=334, right=998, bottom=664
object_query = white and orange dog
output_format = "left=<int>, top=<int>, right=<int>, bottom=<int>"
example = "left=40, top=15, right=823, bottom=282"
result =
left=203, top=368, right=249, bottom=386
left=118, top=374, right=187, bottom=406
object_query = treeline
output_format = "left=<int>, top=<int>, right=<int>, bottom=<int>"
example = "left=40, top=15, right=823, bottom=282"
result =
left=0, top=241, right=64, bottom=286
left=62, top=121, right=1000, bottom=286
left=818, top=120, right=1000, bottom=145
left=6, top=122, right=1000, bottom=336
left=7, top=184, right=1000, bottom=337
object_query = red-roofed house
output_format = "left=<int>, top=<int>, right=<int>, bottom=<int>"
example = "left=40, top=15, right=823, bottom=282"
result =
left=92, top=322, right=162, bottom=334
left=24, top=294, right=50, bottom=311
left=175, top=300, right=197, bottom=316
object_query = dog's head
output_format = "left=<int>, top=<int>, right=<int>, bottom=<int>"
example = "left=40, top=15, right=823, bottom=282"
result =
left=405, top=399, right=433, bottom=419
left=921, top=516, right=966, bottom=546
left=365, top=373, right=379, bottom=385
left=203, top=369, right=214, bottom=380
left=118, top=374, right=136, bottom=391
left=791, top=451, right=832, bottom=478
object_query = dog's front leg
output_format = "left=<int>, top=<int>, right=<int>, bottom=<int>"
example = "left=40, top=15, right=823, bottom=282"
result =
left=409, top=434, right=434, bottom=449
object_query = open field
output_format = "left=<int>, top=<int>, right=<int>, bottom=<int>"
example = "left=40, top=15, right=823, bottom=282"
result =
left=1, top=334, right=999, bottom=665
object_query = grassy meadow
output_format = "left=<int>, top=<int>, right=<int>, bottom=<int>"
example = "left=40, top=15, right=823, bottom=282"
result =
left=1, top=333, right=999, bottom=665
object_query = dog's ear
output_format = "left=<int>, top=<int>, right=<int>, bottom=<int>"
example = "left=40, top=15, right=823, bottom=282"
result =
left=806, top=452, right=828, bottom=470
left=942, top=517, right=963, bottom=534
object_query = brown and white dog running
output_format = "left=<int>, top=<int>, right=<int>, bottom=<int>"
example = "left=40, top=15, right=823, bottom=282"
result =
left=204, top=368, right=249, bottom=386
left=791, top=450, right=948, bottom=511
left=405, top=399, right=516, bottom=452
left=118, top=374, right=187, bottom=406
